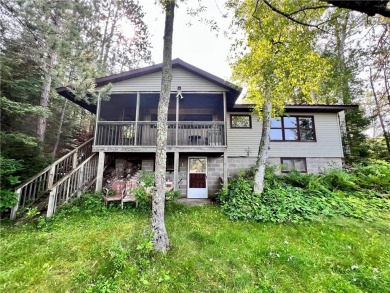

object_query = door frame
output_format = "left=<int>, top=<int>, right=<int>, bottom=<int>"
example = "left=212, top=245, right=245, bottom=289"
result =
left=187, top=157, right=208, bottom=198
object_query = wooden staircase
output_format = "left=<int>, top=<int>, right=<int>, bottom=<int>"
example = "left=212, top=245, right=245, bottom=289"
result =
left=10, top=138, right=103, bottom=219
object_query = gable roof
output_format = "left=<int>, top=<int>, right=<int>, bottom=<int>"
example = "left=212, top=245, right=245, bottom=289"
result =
left=57, top=58, right=242, bottom=113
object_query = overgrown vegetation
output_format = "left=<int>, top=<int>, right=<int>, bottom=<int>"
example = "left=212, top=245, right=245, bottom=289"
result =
left=1, top=194, right=389, bottom=292
left=218, top=160, right=390, bottom=223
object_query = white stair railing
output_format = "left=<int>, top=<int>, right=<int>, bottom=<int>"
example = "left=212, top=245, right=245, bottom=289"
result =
left=10, top=138, right=93, bottom=219
left=46, top=153, right=98, bottom=218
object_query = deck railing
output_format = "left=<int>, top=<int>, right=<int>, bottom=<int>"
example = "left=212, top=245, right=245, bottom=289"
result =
left=10, top=138, right=93, bottom=219
left=95, top=121, right=225, bottom=146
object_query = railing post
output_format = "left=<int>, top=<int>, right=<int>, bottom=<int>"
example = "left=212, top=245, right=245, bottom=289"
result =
left=77, top=164, right=85, bottom=198
left=47, top=186, right=57, bottom=218
left=72, top=150, right=78, bottom=169
left=10, top=188, right=22, bottom=220
left=47, top=165, right=56, bottom=189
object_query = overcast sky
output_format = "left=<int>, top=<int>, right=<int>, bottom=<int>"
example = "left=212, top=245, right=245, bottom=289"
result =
left=141, top=0, right=234, bottom=80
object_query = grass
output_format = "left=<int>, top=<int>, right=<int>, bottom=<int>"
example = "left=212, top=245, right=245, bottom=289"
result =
left=1, top=202, right=390, bottom=292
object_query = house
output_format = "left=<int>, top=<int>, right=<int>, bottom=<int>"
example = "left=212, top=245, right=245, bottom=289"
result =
left=57, top=58, right=358, bottom=199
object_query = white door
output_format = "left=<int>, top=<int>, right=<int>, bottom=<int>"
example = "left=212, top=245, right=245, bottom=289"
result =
left=187, top=157, right=208, bottom=198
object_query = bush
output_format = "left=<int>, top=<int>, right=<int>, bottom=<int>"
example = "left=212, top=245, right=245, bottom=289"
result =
left=218, top=162, right=390, bottom=223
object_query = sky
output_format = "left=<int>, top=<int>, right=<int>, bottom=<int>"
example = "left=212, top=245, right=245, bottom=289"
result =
left=140, top=0, right=234, bottom=80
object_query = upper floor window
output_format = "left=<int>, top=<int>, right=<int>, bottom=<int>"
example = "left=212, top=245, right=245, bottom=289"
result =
left=231, top=114, right=252, bottom=128
left=270, top=116, right=315, bottom=141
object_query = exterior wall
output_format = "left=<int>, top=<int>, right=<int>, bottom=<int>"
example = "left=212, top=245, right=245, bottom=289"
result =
left=226, top=112, right=344, bottom=158
left=108, top=68, right=226, bottom=92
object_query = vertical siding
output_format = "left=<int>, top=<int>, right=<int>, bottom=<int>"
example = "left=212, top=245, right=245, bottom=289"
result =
left=227, top=112, right=344, bottom=158
left=108, top=68, right=226, bottom=92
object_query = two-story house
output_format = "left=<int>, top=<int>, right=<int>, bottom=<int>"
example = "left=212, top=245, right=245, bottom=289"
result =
left=57, top=59, right=357, bottom=199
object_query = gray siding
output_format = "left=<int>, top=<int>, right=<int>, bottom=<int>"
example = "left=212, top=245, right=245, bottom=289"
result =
left=108, top=68, right=226, bottom=92
left=227, top=112, right=344, bottom=158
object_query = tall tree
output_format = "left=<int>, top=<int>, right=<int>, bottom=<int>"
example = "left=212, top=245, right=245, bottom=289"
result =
left=152, top=0, right=175, bottom=252
left=229, top=0, right=330, bottom=193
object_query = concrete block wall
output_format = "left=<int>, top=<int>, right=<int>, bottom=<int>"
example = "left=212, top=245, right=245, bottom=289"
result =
left=227, top=157, right=257, bottom=177
left=306, top=157, right=342, bottom=174
left=207, top=157, right=224, bottom=198
left=142, top=160, right=154, bottom=172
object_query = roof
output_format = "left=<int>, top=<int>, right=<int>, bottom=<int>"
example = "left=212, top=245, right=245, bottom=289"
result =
left=57, top=58, right=242, bottom=113
left=231, top=104, right=359, bottom=113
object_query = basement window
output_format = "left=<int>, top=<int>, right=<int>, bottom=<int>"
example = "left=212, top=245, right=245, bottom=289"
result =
left=231, top=114, right=252, bottom=128
left=281, top=158, right=307, bottom=173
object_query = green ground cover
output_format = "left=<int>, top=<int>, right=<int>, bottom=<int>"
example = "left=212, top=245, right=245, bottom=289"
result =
left=1, top=197, right=389, bottom=293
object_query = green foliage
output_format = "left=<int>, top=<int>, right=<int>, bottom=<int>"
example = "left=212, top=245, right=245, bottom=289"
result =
left=0, top=132, right=49, bottom=180
left=218, top=161, right=390, bottom=223
left=138, top=171, right=155, bottom=187
left=165, top=190, right=181, bottom=202
left=230, top=0, right=331, bottom=115
left=0, top=155, right=23, bottom=213
left=54, top=193, right=107, bottom=220
left=133, top=186, right=152, bottom=209
left=367, top=137, right=390, bottom=161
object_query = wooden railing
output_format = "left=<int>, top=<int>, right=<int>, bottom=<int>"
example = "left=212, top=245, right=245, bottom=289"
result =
left=10, top=138, right=93, bottom=219
left=95, top=121, right=225, bottom=146
left=46, top=154, right=98, bottom=217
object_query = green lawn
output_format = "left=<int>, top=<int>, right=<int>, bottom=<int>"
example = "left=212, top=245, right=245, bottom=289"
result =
left=1, top=202, right=389, bottom=292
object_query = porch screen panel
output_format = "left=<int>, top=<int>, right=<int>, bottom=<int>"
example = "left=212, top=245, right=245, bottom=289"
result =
left=99, top=94, right=137, bottom=121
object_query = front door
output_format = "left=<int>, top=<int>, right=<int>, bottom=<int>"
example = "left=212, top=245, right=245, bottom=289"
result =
left=187, top=157, right=208, bottom=198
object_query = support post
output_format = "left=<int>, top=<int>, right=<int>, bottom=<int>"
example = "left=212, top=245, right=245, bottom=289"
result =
left=47, top=186, right=57, bottom=218
left=95, top=152, right=105, bottom=192
left=134, top=92, right=140, bottom=145
left=223, top=92, right=227, bottom=145
left=77, top=164, right=85, bottom=198
left=94, top=93, right=101, bottom=145
left=10, top=188, right=21, bottom=220
left=174, top=151, right=179, bottom=190
left=176, top=93, right=179, bottom=145
left=72, top=151, right=78, bottom=169
left=223, top=151, right=228, bottom=190
left=47, top=165, right=56, bottom=189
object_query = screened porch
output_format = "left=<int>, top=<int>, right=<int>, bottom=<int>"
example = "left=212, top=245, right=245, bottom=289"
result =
left=94, top=92, right=226, bottom=147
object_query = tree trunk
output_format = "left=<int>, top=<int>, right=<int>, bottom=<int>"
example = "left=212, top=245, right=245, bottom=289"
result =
left=152, top=0, right=175, bottom=252
left=52, top=99, right=68, bottom=158
left=37, top=49, right=57, bottom=145
left=254, top=99, right=272, bottom=194
left=369, top=68, right=390, bottom=159
left=335, top=12, right=351, bottom=156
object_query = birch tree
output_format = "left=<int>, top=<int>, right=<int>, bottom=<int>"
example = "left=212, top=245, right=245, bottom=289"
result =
left=152, top=0, right=175, bottom=252
left=229, top=0, right=330, bottom=193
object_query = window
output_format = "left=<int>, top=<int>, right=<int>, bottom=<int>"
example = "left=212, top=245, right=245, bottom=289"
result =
left=281, top=158, right=307, bottom=173
left=231, top=114, right=252, bottom=128
left=270, top=116, right=315, bottom=141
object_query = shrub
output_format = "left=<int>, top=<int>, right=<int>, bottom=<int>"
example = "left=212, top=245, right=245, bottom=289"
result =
left=218, top=162, right=390, bottom=223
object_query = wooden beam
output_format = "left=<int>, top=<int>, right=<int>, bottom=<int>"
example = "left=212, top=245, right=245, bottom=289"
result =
left=95, top=152, right=105, bottom=192
left=174, top=152, right=179, bottom=190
